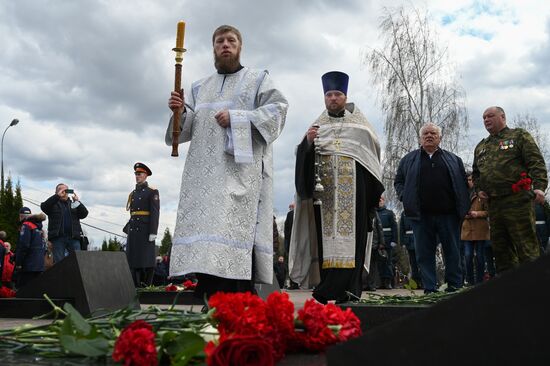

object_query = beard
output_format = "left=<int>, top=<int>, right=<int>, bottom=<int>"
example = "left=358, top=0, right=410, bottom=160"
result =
left=326, top=102, right=346, bottom=115
left=214, top=51, right=241, bottom=73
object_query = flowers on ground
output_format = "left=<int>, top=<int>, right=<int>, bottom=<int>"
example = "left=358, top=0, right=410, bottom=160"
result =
left=205, top=291, right=362, bottom=365
left=1, top=291, right=361, bottom=366
left=295, top=300, right=362, bottom=352
left=165, top=284, right=178, bottom=292
left=0, top=286, right=16, bottom=298
left=165, top=280, right=197, bottom=292
left=205, top=335, right=274, bottom=366
left=208, top=292, right=294, bottom=363
left=112, top=320, right=158, bottom=366
left=183, top=279, right=197, bottom=290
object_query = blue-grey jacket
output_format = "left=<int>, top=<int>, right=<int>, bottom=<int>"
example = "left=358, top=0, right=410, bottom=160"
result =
left=15, top=214, right=47, bottom=272
left=394, top=148, right=469, bottom=220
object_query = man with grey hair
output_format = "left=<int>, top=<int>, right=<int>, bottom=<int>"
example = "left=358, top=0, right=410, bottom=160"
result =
left=166, top=25, right=288, bottom=300
left=395, top=123, right=469, bottom=293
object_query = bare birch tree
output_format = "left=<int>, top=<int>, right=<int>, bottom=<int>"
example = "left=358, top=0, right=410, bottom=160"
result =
left=511, top=112, right=549, bottom=162
left=511, top=112, right=550, bottom=194
left=365, top=6, right=469, bottom=208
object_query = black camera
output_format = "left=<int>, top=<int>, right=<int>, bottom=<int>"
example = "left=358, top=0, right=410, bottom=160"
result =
left=65, top=189, right=74, bottom=194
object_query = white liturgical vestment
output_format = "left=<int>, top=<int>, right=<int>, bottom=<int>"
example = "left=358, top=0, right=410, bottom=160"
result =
left=166, top=67, right=288, bottom=284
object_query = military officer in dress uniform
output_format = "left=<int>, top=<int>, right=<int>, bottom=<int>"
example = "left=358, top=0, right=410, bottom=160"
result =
left=124, top=162, right=160, bottom=287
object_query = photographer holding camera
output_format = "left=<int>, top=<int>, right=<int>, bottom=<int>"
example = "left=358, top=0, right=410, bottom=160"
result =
left=41, top=183, right=88, bottom=264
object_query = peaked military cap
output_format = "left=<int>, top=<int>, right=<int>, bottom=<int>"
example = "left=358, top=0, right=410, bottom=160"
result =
left=134, top=162, right=152, bottom=176
left=322, top=71, right=349, bottom=95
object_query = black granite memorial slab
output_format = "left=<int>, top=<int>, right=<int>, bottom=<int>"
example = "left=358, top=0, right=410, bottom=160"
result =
left=15, top=251, right=138, bottom=317
left=339, top=303, right=429, bottom=332
left=327, top=255, right=550, bottom=365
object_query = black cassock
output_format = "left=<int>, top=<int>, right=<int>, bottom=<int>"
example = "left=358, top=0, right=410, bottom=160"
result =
left=295, top=137, right=383, bottom=303
left=125, top=181, right=160, bottom=269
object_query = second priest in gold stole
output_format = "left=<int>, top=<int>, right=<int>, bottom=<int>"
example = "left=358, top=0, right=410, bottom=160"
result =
left=290, top=71, right=384, bottom=303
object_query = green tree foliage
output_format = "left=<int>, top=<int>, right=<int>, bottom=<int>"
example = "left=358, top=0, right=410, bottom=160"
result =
left=159, top=227, right=172, bottom=256
left=101, top=239, right=108, bottom=251
left=0, top=176, right=24, bottom=246
left=100, top=237, right=123, bottom=251
left=107, top=237, right=123, bottom=251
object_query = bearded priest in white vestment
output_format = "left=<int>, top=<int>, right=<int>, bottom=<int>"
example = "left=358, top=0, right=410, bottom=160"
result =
left=166, top=25, right=288, bottom=300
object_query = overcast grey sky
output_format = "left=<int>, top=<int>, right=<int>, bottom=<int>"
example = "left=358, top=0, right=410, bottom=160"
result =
left=1, top=0, right=549, bottom=247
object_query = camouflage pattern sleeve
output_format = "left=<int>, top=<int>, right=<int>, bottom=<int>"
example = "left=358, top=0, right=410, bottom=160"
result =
left=519, top=129, right=548, bottom=191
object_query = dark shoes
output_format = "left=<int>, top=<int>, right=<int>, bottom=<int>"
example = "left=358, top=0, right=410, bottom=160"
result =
left=286, top=282, right=300, bottom=290
left=312, top=292, right=328, bottom=305
left=335, top=298, right=349, bottom=305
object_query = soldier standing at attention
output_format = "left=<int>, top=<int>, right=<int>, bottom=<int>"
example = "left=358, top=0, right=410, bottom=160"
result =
left=473, top=106, right=547, bottom=273
left=124, top=163, right=160, bottom=287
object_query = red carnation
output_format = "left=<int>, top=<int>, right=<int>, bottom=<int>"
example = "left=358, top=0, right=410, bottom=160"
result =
left=209, top=292, right=271, bottom=338
left=265, top=292, right=295, bottom=360
left=112, top=320, right=158, bottom=366
left=208, top=292, right=294, bottom=362
left=205, top=335, right=274, bottom=366
left=335, top=308, right=362, bottom=341
left=512, top=172, right=532, bottom=193
left=183, top=280, right=197, bottom=290
left=0, top=286, right=16, bottom=298
left=295, top=299, right=362, bottom=352
left=165, top=284, right=178, bottom=292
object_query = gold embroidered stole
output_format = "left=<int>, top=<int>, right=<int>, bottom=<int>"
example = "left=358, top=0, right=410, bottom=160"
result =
left=318, top=155, right=356, bottom=269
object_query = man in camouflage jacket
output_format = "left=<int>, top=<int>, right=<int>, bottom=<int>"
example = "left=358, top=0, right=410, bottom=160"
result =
left=472, top=106, right=547, bottom=272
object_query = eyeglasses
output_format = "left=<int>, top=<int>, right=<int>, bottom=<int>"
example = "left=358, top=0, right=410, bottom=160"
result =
left=134, top=172, right=145, bottom=176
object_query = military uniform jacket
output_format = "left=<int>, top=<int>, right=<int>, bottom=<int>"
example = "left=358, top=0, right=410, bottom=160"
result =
left=376, top=206, right=398, bottom=245
left=473, top=127, right=548, bottom=197
left=125, top=181, right=160, bottom=268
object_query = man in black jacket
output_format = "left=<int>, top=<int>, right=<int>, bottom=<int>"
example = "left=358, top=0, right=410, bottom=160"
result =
left=41, top=184, right=88, bottom=264
left=395, top=123, right=469, bottom=293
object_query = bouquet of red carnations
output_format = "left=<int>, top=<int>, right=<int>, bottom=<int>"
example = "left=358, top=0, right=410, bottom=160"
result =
left=204, top=292, right=361, bottom=365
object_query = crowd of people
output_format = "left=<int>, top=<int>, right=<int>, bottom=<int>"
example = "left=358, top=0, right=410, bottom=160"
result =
left=1, top=24, right=549, bottom=307
left=283, top=104, right=548, bottom=298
